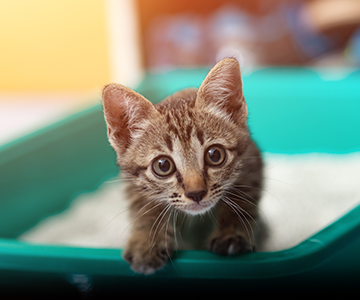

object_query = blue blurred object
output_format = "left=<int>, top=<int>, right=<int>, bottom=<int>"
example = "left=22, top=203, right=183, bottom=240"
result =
left=347, top=27, right=360, bottom=64
left=284, top=1, right=334, bottom=59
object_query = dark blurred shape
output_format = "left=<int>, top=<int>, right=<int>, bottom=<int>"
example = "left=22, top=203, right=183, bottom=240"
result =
left=136, top=0, right=360, bottom=71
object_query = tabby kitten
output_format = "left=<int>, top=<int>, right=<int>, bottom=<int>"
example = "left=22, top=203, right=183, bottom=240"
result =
left=102, top=58, right=263, bottom=275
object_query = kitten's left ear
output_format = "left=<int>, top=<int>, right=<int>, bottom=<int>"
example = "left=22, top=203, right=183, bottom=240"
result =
left=102, top=83, right=159, bottom=154
left=197, top=58, right=247, bottom=125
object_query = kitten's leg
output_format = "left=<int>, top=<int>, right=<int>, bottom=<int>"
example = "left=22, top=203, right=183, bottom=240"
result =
left=122, top=200, right=175, bottom=275
left=208, top=163, right=262, bottom=256
left=208, top=199, right=258, bottom=255
left=208, top=142, right=263, bottom=255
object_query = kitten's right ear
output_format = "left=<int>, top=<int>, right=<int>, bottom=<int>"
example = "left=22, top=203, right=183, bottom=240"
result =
left=197, top=58, right=247, bottom=126
left=102, top=83, right=158, bottom=153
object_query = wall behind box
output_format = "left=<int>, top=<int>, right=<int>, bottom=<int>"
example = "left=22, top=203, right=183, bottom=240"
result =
left=0, top=0, right=142, bottom=92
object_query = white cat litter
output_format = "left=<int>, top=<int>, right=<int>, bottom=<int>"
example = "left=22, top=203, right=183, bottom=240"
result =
left=19, top=153, right=360, bottom=252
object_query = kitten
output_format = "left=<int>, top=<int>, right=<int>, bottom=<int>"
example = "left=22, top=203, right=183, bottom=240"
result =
left=102, top=58, right=263, bottom=275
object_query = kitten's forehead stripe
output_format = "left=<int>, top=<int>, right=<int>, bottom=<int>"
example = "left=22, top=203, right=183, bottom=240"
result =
left=168, top=123, right=179, bottom=136
left=196, top=129, right=204, bottom=145
left=185, top=124, right=193, bottom=141
left=156, top=89, right=199, bottom=148
left=164, top=134, right=173, bottom=152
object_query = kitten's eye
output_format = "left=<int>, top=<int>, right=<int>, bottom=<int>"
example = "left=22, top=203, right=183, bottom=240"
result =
left=152, top=157, right=176, bottom=177
left=205, top=146, right=226, bottom=166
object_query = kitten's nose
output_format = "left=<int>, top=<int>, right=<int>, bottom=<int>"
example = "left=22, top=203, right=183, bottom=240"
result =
left=186, top=190, right=207, bottom=203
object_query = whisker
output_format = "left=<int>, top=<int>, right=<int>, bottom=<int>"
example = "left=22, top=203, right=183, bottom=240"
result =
left=176, top=211, right=186, bottom=247
left=207, top=202, right=219, bottom=227
left=134, top=200, right=162, bottom=220
left=226, top=197, right=259, bottom=231
left=223, top=189, right=258, bottom=208
left=119, top=201, right=164, bottom=239
left=263, top=177, right=293, bottom=186
left=233, top=183, right=283, bottom=205
left=232, top=188, right=260, bottom=207
left=180, top=211, right=188, bottom=229
left=164, top=209, right=179, bottom=274
left=222, top=196, right=253, bottom=246
left=103, top=207, right=131, bottom=230
left=173, top=210, right=179, bottom=249
left=165, top=209, right=172, bottom=254
left=149, top=204, right=168, bottom=244
left=226, top=196, right=255, bottom=235
left=240, top=156, right=262, bottom=160
left=236, top=161, right=280, bottom=183
left=233, top=182, right=283, bottom=205
left=227, top=186, right=269, bottom=224
left=149, top=204, right=172, bottom=251
left=104, top=178, right=133, bottom=184
left=221, top=197, right=250, bottom=238
left=158, top=208, right=174, bottom=238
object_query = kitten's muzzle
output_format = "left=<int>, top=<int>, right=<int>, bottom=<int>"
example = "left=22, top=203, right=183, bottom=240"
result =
left=185, top=190, right=207, bottom=204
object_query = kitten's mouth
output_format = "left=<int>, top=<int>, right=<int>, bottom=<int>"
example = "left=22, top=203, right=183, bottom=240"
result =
left=181, top=201, right=215, bottom=215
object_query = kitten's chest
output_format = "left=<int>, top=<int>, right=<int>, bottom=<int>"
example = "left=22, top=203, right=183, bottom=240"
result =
left=175, top=212, right=215, bottom=250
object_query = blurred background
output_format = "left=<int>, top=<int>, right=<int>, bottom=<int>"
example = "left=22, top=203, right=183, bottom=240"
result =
left=1, top=0, right=360, bottom=145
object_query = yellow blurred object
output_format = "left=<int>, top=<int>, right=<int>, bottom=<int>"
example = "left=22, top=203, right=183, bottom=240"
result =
left=307, top=0, right=360, bottom=32
left=0, top=0, right=111, bottom=91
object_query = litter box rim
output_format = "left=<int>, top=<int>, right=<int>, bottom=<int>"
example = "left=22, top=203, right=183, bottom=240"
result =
left=0, top=202, right=359, bottom=279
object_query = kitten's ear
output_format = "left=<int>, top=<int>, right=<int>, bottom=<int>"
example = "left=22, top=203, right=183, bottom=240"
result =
left=197, top=58, right=247, bottom=125
left=102, top=83, right=159, bottom=153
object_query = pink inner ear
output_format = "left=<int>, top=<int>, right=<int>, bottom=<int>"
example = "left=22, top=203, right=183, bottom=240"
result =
left=102, top=84, right=132, bottom=150
left=197, top=58, right=246, bottom=124
left=102, top=83, right=158, bottom=151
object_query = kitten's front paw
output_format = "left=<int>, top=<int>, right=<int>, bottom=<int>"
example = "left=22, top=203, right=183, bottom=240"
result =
left=208, top=233, right=254, bottom=256
left=123, top=245, right=171, bottom=275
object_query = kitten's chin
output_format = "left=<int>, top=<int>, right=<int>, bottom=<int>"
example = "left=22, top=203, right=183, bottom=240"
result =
left=180, top=202, right=215, bottom=216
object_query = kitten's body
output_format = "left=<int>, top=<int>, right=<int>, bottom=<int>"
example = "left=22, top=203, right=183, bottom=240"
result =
left=103, top=58, right=263, bottom=274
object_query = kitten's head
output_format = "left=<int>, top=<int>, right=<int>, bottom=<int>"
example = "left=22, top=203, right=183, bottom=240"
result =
left=103, top=58, right=250, bottom=215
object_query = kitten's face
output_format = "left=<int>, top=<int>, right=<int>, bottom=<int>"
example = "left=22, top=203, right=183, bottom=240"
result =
left=123, top=90, right=249, bottom=215
left=103, top=58, right=249, bottom=215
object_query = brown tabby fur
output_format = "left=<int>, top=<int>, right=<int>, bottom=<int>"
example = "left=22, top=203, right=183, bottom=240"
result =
left=102, top=58, right=263, bottom=275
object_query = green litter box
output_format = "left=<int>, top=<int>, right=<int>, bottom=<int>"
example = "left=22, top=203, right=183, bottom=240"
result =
left=1, top=67, right=360, bottom=295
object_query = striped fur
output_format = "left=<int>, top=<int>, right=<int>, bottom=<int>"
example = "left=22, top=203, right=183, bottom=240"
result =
left=103, top=58, right=263, bottom=274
